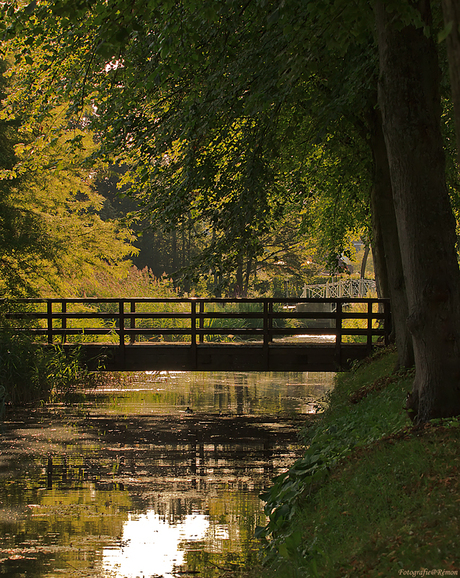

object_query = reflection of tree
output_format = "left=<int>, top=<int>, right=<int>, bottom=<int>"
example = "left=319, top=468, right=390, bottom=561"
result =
left=184, top=489, right=265, bottom=576
left=213, top=381, right=228, bottom=412
left=95, top=370, right=333, bottom=417
left=235, top=385, right=244, bottom=415
left=0, top=371, right=333, bottom=576
left=0, top=453, right=132, bottom=576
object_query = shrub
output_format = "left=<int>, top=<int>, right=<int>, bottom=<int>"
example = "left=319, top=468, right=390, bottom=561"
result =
left=0, top=334, right=101, bottom=405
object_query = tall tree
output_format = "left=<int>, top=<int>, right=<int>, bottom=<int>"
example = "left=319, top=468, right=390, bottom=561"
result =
left=0, top=60, right=58, bottom=296
left=366, top=102, right=414, bottom=370
left=441, top=0, right=460, bottom=165
left=375, top=0, right=460, bottom=420
left=2, top=0, right=376, bottom=269
left=0, top=57, right=136, bottom=296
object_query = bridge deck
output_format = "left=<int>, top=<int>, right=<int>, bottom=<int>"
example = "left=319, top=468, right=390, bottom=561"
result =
left=1, top=297, right=391, bottom=372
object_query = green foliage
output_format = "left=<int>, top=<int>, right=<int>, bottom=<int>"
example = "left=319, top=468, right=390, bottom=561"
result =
left=0, top=298, right=105, bottom=404
left=2, top=0, right=381, bottom=293
left=0, top=47, right=138, bottom=298
left=2, top=0, right=458, bottom=300
left=0, top=334, right=98, bottom=405
left=0, top=60, right=59, bottom=296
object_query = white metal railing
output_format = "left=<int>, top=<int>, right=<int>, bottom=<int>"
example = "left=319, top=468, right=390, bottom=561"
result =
left=301, top=279, right=376, bottom=299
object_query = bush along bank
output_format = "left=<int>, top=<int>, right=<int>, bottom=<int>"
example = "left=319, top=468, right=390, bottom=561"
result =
left=256, top=347, right=460, bottom=577
left=0, top=334, right=103, bottom=407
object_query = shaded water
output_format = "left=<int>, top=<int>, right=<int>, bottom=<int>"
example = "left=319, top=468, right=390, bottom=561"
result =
left=0, top=371, right=333, bottom=577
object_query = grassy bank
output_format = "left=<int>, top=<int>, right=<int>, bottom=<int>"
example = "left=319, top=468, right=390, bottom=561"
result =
left=250, top=347, right=460, bottom=578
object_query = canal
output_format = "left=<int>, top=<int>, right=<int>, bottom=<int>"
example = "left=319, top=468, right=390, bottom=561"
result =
left=0, top=371, right=333, bottom=577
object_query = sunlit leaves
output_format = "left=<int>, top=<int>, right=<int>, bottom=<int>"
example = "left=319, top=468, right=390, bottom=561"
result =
left=16, top=118, right=136, bottom=294
left=0, top=55, right=136, bottom=295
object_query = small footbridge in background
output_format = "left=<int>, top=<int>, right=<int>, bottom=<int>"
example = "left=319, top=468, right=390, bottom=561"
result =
left=0, top=297, right=390, bottom=373
left=301, top=278, right=377, bottom=299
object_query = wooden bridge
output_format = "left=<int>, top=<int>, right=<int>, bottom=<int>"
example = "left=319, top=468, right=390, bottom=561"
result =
left=0, top=297, right=391, bottom=372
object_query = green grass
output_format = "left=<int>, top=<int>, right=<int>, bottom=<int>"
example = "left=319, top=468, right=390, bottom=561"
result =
left=311, top=426, right=460, bottom=576
left=244, top=347, right=460, bottom=578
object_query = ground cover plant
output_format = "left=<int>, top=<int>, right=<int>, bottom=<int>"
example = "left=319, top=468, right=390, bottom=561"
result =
left=252, top=347, right=460, bottom=577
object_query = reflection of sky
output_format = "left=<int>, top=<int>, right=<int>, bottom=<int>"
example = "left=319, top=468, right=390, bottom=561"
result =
left=103, top=510, right=210, bottom=577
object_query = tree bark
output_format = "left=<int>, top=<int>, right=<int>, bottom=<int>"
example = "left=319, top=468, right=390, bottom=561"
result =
left=375, top=0, right=460, bottom=421
left=367, top=104, right=414, bottom=370
left=441, top=0, right=460, bottom=165
left=243, top=256, right=252, bottom=297
left=359, top=244, right=370, bottom=280
left=372, top=242, right=389, bottom=301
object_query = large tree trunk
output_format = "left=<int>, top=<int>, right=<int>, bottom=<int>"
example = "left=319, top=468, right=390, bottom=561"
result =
left=375, top=0, right=460, bottom=421
left=441, top=0, right=460, bottom=165
left=372, top=242, right=389, bottom=300
left=367, top=104, right=414, bottom=370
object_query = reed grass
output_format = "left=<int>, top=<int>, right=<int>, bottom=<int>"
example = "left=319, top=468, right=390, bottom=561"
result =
left=0, top=334, right=101, bottom=405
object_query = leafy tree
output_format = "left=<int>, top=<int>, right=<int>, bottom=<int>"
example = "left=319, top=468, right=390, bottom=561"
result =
left=0, top=56, right=136, bottom=296
left=0, top=59, right=58, bottom=296
left=19, top=118, right=137, bottom=295
left=375, top=0, right=460, bottom=420
left=3, top=0, right=372, bottom=282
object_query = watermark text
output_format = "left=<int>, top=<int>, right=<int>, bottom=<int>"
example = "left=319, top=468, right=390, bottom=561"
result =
left=399, top=571, right=458, bottom=577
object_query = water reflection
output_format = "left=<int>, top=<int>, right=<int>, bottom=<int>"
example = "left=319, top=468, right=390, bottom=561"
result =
left=95, top=371, right=332, bottom=416
left=0, top=371, right=333, bottom=577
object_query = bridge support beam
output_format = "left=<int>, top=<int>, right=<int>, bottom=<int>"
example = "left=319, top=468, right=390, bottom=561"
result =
left=68, top=343, right=376, bottom=373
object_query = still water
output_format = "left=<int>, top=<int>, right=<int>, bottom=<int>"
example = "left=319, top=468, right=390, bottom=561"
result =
left=0, top=371, right=333, bottom=578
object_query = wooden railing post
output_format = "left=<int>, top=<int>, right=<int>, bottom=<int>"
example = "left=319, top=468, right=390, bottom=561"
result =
left=47, top=300, right=53, bottom=344
left=191, top=300, right=197, bottom=347
left=335, top=299, right=343, bottom=367
left=61, top=300, right=67, bottom=344
left=191, top=300, right=198, bottom=370
left=199, top=300, right=204, bottom=344
left=263, top=300, right=270, bottom=346
left=130, top=301, right=136, bottom=344
left=263, top=299, right=270, bottom=370
left=119, top=300, right=125, bottom=348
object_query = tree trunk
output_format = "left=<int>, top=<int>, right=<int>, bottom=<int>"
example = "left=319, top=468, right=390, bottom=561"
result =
left=441, top=0, right=460, bottom=165
left=243, top=256, right=252, bottom=297
left=372, top=243, right=389, bottom=301
left=235, top=261, right=244, bottom=297
left=370, top=203, right=393, bottom=335
left=367, top=104, right=414, bottom=370
left=375, top=0, right=460, bottom=421
left=171, top=228, right=178, bottom=272
left=359, top=244, right=370, bottom=280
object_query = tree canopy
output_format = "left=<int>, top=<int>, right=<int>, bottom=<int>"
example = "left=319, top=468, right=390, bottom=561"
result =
left=0, top=56, right=136, bottom=296
left=2, top=0, right=379, bottom=290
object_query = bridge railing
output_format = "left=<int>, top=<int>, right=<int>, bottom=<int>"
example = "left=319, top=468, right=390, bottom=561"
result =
left=0, top=297, right=391, bottom=352
left=302, top=278, right=377, bottom=299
